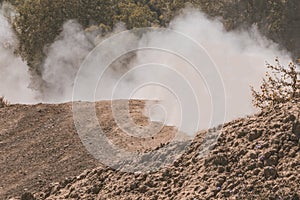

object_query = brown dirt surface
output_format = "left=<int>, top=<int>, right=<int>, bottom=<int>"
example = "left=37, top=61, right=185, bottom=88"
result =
left=2, top=99, right=300, bottom=199
left=0, top=100, right=178, bottom=200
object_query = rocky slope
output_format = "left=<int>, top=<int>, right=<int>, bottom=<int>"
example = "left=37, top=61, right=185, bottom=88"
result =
left=10, top=99, right=299, bottom=199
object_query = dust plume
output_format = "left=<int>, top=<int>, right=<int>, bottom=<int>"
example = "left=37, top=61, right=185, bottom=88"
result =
left=71, top=9, right=291, bottom=133
left=0, top=7, right=37, bottom=104
left=0, top=6, right=292, bottom=133
left=41, top=20, right=94, bottom=102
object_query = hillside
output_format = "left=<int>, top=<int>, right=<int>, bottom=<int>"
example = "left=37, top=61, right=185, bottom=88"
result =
left=3, top=0, right=299, bottom=80
left=1, top=99, right=299, bottom=199
left=0, top=100, right=178, bottom=199
left=1, top=1, right=300, bottom=199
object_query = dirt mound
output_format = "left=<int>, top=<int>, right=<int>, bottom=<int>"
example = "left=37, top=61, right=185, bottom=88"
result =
left=2, top=100, right=300, bottom=199
left=0, top=100, right=177, bottom=199
left=23, top=100, right=300, bottom=200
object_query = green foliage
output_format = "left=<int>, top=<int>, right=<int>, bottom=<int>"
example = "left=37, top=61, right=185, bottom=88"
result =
left=8, top=1, right=154, bottom=73
left=9, top=0, right=192, bottom=74
left=251, top=59, right=300, bottom=109
left=147, top=0, right=187, bottom=26
left=5, top=0, right=299, bottom=75
left=12, top=0, right=115, bottom=74
left=114, top=1, right=158, bottom=29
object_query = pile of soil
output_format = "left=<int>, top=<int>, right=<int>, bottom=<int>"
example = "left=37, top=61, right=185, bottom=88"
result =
left=0, top=100, right=176, bottom=200
left=2, top=100, right=300, bottom=199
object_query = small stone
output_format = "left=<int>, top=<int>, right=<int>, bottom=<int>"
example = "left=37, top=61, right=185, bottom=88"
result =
left=265, top=149, right=276, bottom=158
left=249, top=150, right=257, bottom=159
left=21, top=192, right=35, bottom=200
left=173, top=160, right=180, bottom=167
left=284, top=114, right=296, bottom=123
left=263, top=166, right=277, bottom=179
left=212, top=155, right=228, bottom=166
left=217, top=166, right=225, bottom=173
left=91, top=185, right=101, bottom=194
left=271, top=122, right=281, bottom=129
left=130, top=182, right=138, bottom=190
left=249, top=130, right=262, bottom=141
left=134, top=171, right=142, bottom=175
left=247, top=163, right=256, bottom=171
left=253, top=168, right=260, bottom=175
left=217, top=176, right=226, bottom=186
left=259, top=155, right=264, bottom=162
left=238, top=149, right=247, bottom=157
left=265, top=155, right=278, bottom=166
left=139, top=185, right=147, bottom=193
left=69, top=192, right=79, bottom=198
left=288, top=175, right=296, bottom=181
left=233, top=141, right=240, bottom=147
left=162, top=169, right=172, bottom=178
left=237, top=129, right=248, bottom=138
left=293, top=121, right=300, bottom=136
left=223, top=190, right=231, bottom=197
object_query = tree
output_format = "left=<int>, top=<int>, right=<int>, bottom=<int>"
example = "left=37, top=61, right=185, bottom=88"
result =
left=114, top=1, right=158, bottom=29
left=12, top=0, right=115, bottom=75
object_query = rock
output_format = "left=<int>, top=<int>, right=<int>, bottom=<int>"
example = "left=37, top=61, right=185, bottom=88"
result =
left=290, top=193, right=300, bottom=200
left=249, top=130, right=262, bottom=141
left=91, top=185, right=101, bottom=194
left=237, top=129, right=248, bottom=138
left=284, top=114, right=296, bottom=123
left=217, top=176, right=226, bottom=186
left=263, top=167, right=277, bottom=179
left=69, top=192, right=79, bottom=199
left=288, top=175, right=297, bottom=181
left=162, top=169, right=172, bottom=178
left=247, top=163, right=256, bottom=171
left=252, top=168, right=260, bottom=175
left=271, top=123, right=281, bottom=129
left=265, top=155, right=278, bottom=166
left=61, top=178, right=72, bottom=188
left=264, top=149, right=277, bottom=158
left=173, top=160, right=180, bottom=167
left=237, top=149, right=247, bottom=157
left=139, top=185, right=147, bottom=193
left=212, top=155, right=228, bottom=166
left=21, top=192, right=35, bottom=200
left=217, top=166, right=225, bottom=173
left=248, top=150, right=257, bottom=159
left=293, top=121, right=300, bottom=136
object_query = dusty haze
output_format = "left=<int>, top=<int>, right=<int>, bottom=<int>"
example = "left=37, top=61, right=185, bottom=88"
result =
left=0, top=6, right=292, bottom=133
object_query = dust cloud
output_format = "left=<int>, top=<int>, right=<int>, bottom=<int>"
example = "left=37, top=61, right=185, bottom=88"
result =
left=0, top=6, right=291, bottom=133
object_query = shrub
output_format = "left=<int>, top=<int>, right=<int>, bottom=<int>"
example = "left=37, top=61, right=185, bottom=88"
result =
left=0, top=97, right=9, bottom=108
left=251, top=58, right=300, bottom=109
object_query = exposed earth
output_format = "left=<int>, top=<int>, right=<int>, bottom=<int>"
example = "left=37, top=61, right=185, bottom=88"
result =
left=1, top=99, right=300, bottom=199
left=0, top=100, right=178, bottom=199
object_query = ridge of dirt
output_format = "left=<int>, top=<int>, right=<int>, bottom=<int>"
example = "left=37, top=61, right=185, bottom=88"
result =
left=2, top=100, right=300, bottom=199
left=0, top=100, right=177, bottom=200
left=25, top=100, right=300, bottom=200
